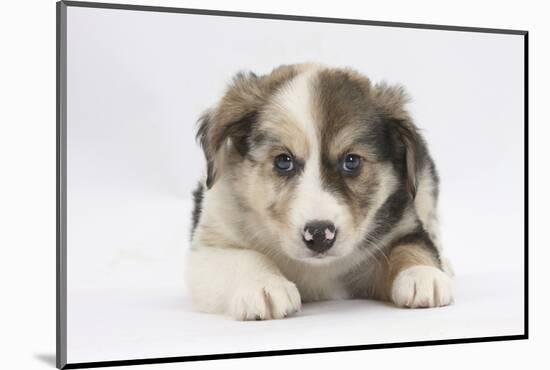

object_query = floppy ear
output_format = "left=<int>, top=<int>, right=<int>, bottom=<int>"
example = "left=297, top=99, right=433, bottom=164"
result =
left=196, top=72, right=264, bottom=189
left=373, top=83, right=424, bottom=200
left=390, top=119, right=423, bottom=199
left=197, top=65, right=302, bottom=188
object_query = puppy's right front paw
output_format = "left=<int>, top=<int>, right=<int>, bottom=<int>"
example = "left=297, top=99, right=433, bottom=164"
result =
left=229, top=277, right=302, bottom=320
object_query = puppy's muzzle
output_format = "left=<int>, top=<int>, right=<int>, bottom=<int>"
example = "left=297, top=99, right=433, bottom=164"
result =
left=302, top=220, right=337, bottom=253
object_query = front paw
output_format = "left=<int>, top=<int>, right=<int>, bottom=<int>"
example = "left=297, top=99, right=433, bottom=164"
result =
left=229, top=276, right=302, bottom=320
left=391, top=265, right=454, bottom=308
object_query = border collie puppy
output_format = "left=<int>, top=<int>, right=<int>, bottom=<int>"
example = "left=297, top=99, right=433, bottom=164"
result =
left=187, top=63, right=453, bottom=320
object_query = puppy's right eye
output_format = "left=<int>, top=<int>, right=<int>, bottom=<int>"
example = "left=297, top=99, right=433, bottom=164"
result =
left=274, top=154, right=294, bottom=173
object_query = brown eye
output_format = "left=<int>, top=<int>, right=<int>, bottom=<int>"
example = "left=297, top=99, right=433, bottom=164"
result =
left=274, top=154, right=294, bottom=173
left=342, top=154, right=362, bottom=174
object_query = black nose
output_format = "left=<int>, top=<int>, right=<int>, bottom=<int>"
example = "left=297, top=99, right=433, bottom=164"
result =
left=303, top=220, right=337, bottom=253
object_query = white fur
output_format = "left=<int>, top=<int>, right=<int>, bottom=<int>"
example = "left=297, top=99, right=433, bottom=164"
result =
left=414, top=166, right=454, bottom=276
left=187, top=247, right=301, bottom=320
left=391, top=265, right=454, bottom=308
left=415, top=166, right=440, bottom=250
left=270, top=70, right=349, bottom=260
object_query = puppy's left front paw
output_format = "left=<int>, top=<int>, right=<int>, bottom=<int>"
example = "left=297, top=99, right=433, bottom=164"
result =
left=391, top=265, right=454, bottom=308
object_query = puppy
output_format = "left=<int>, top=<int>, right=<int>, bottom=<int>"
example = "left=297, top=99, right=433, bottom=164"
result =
left=187, top=63, right=453, bottom=320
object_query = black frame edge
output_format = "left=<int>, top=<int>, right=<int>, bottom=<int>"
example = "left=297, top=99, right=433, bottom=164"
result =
left=56, top=1, right=68, bottom=369
left=62, top=335, right=527, bottom=369
left=62, top=0, right=527, bottom=35
left=523, top=31, right=529, bottom=339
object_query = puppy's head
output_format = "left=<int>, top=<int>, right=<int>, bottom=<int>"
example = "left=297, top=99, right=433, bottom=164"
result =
left=197, top=64, right=424, bottom=264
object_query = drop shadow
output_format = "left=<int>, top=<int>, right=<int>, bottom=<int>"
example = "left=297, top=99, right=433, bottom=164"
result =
left=34, top=353, right=56, bottom=367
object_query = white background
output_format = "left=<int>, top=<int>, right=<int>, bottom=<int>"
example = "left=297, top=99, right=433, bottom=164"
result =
left=63, top=3, right=526, bottom=364
left=0, top=0, right=546, bottom=369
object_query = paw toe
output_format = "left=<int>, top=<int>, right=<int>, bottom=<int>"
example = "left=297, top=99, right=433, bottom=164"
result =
left=230, top=278, right=301, bottom=320
left=391, top=265, right=453, bottom=308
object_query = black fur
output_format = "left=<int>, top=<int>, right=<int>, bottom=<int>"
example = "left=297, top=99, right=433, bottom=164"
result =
left=225, top=111, right=259, bottom=157
left=190, top=182, right=204, bottom=238
left=196, top=114, right=216, bottom=189
left=361, top=187, right=412, bottom=247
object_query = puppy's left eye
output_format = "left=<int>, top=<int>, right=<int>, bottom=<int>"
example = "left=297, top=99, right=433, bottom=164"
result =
left=274, top=154, right=295, bottom=173
left=341, top=154, right=362, bottom=174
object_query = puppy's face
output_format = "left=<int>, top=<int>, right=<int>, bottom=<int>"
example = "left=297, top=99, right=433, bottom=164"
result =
left=198, top=65, right=420, bottom=264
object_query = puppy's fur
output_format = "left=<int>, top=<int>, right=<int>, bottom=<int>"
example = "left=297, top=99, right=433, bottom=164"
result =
left=187, top=64, right=453, bottom=320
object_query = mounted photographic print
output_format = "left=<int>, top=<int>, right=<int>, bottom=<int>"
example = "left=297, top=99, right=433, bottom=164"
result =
left=56, top=1, right=528, bottom=368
